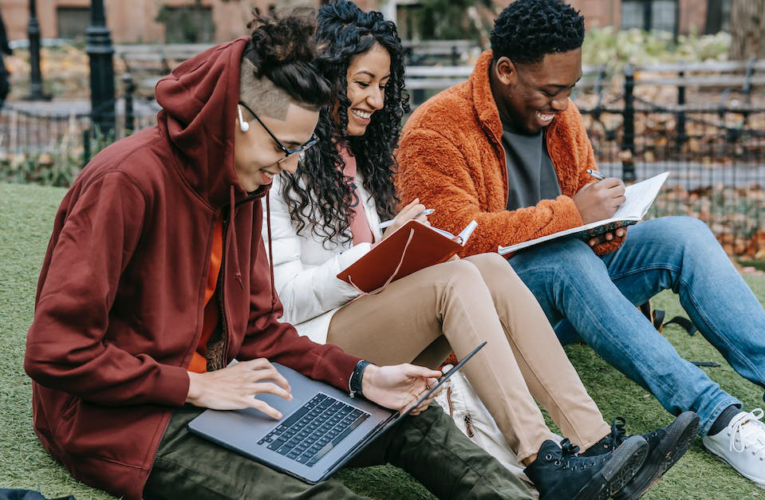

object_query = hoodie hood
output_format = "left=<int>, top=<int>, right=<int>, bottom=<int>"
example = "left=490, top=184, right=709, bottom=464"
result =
left=156, top=37, right=249, bottom=208
left=156, top=36, right=274, bottom=295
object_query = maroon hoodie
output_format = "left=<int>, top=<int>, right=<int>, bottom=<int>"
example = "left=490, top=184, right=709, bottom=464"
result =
left=24, top=37, right=361, bottom=499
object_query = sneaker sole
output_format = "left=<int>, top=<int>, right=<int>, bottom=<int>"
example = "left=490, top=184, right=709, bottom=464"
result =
left=573, top=436, right=649, bottom=500
left=614, top=411, right=700, bottom=500
left=703, top=440, right=765, bottom=490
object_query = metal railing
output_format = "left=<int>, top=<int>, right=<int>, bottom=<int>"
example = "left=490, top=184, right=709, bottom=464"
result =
left=583, top=104, right=765, bottom=257
left=1, top=60, right=765, bottom=257
left=579, top=61, right=765, bottom=257
left=0, top=73, right=157, bottom=185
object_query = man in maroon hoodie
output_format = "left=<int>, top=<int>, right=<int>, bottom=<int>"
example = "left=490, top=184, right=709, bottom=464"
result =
left=23, top=10, right=532, bottom=500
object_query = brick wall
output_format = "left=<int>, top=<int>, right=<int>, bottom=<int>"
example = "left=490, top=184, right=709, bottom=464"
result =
left=483, top=0, right=620, bottom=30
left=488, top=0, right=706, bottom=34
left=0, top=0, right=712, bottom=44
left=679, top=0, right=707, bottom=34
left=569, top=0, right=621, bottom=29
left=0, top=0, right=310, bottom=44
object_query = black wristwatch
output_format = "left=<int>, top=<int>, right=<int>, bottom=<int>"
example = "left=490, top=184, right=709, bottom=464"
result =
left=349, top=360, right=372, bottom=399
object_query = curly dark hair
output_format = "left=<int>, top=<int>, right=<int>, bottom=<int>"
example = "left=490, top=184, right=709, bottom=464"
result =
left=280, top=0, right=409, bottom=246
left=244, top=7, right=332, bottom=109
left=490, top=0, right=584, bottom=65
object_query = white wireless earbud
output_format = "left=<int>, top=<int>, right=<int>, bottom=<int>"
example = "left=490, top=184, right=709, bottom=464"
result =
left=237, top=105, right=250, bottom=132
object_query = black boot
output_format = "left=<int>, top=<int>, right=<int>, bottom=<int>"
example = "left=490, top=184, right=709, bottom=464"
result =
left=524, top=436, right=648, bottom=500
left=582, top=411, right=700, bottom=499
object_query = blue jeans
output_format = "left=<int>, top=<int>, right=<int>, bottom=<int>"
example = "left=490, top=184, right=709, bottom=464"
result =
left=509, top=216, right=765, bottom=435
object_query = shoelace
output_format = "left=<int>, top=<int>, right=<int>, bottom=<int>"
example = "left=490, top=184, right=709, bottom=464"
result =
left=552, top=439, right=580, bottom=469
left=557, top=439, right=606, bottom=470
left=609, top=417, right=628, bottom=448
left=560, top=438, right=581, bottom=457
left=729, top=408, right=765, bottom=459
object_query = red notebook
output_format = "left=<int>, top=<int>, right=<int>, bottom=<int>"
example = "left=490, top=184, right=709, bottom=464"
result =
left=337, top=219, right=478, bottom=293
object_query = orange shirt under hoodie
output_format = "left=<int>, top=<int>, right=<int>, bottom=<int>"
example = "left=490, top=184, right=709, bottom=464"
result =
left=188, top=218, right=223, bottom=373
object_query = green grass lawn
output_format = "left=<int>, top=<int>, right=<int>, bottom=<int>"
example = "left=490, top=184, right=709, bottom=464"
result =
left=1, top=182, right=764, bottom=499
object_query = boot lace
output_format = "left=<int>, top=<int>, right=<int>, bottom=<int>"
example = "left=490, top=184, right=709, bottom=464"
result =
left=560, top=438, right=581, bottom=457
left=608, top=417, right=628, bottom=448
left=559, top=439, right=606, bottom=471
left=729, top=408, right=765, bottom=460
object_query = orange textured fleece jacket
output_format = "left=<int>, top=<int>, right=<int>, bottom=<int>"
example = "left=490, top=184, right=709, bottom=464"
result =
left=396, top=50, right=624, bottom=257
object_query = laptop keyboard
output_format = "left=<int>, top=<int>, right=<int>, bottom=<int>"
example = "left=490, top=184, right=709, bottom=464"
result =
left=257, top=393, right=370, bottom=467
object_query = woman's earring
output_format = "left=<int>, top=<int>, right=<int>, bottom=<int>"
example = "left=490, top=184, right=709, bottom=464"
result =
left=237, top=105, right=250, bottom=132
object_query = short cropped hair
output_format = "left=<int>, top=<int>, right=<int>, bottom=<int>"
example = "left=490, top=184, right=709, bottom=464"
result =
left=490, top=0, right=585, bottom=65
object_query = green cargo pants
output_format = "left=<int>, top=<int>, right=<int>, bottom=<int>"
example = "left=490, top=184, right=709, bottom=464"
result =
left=144, top=404, right=534, bottom=499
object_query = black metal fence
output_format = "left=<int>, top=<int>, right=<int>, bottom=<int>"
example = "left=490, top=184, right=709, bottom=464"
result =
left=0, top=73, right=157, bottom=177
left=0, top=106, right=89, bottom=155
left=583, top=105, right=765, bottom=257
left=1, top=62, right=765, bottom=258
left=576, top=62, right=765, bottom=258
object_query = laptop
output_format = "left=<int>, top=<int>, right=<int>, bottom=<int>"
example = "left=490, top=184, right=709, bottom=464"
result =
left=188, top=341, right=486, bottom=484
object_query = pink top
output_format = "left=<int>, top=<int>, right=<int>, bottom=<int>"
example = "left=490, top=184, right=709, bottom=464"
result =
left=339, top=147, right=375, bottom=245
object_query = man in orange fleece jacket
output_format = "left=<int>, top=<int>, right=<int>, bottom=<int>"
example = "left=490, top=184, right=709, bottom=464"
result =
left=397, top=0, right=765, bottom=490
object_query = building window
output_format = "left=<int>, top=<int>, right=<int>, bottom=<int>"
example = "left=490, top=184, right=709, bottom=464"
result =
left=396, top=3, right=422, bottom=41
left=722, top=0, right=731, bottom=31
left=57, top=7, right=90, bottom=41
left=705, top=0, right=731, bottom=34
left=157, top=6, right=215, bottom=44
left=621, top=0, right=679, bottom=34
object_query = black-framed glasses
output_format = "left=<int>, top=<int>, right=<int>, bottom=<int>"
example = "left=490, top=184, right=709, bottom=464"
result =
left=238, top=101, right=319, bottom=161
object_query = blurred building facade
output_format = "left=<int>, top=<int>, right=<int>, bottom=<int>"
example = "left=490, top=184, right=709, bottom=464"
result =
left=567, top=0, right=711, bottom=35
left=0, top=0, right=724, bottom=44
left=0, top=0, right=365, bottom=43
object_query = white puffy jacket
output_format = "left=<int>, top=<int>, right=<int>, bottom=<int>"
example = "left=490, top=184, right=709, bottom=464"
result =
left=263, top=173, right=383, bottom=344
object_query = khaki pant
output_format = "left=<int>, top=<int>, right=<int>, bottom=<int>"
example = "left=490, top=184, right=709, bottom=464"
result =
left=328, top=253, right=611, bottom=462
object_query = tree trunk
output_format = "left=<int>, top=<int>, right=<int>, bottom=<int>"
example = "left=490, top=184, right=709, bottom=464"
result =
left=729, top=0, right=765, bottom=59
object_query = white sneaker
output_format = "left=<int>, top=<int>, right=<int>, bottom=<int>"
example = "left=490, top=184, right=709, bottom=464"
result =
left=703, top=409, right=765, bottom=489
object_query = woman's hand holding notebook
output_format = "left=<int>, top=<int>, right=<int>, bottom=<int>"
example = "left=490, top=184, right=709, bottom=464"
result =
left=337, top=219, right=478, bottom=293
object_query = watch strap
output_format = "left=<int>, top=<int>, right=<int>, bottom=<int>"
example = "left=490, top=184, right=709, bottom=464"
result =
left=349, top=360, right=372, bottom=398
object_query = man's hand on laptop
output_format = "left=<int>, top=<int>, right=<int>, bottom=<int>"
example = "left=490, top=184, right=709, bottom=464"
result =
left=573, top=177, right=626, bottom=224
left=186, top=358, right=292, bottom=419
left=361, top=363, right=442, bottom=415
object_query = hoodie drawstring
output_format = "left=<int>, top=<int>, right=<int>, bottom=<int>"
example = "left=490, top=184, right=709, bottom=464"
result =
left=229, top=186, right=244, bottom=290
left=266, top=194, right=277, bottom=311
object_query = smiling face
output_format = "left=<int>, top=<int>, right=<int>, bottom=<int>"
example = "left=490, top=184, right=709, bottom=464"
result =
left=490, top=48, right=582, bottom=135
left=233, top=102, right=319, bottom=192
left=343, top=43, right=391, bottom=137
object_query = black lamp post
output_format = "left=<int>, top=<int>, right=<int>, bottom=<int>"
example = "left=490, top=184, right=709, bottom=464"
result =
left=24, top=0, right=50, bottom=100
left=86, top=0, right=115, bottom=136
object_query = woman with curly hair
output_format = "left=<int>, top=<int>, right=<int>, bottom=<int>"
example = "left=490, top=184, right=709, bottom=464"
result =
left=265, top=2, right=694, bottom=499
